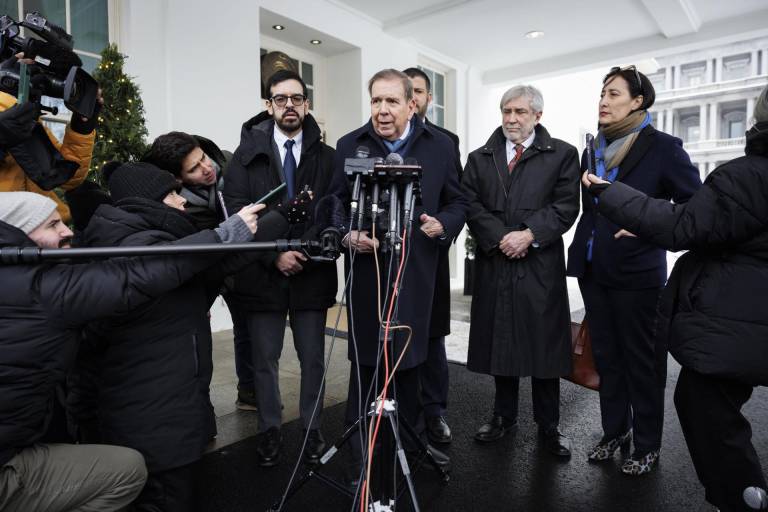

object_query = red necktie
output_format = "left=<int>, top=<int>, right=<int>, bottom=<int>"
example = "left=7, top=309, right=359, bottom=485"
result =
left=508, top=144, right=524, bottom=173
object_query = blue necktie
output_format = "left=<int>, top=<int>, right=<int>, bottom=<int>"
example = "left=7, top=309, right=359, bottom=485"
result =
left=283, top=139, right=296, bottom=199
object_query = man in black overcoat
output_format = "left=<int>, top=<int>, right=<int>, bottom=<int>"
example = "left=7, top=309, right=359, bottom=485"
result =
left=462, top=85, right=579, bottom=457
left=330, top=69, right=466, bottom=469
left=224, top=70, right=337, bottom=467
left=403, top=67, right=462, bottom=444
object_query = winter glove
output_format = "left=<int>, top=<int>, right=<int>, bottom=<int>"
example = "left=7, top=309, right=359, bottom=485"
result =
left=0, top=101, right=40, bottom=148
left=69, top=99, right=101, bottom=135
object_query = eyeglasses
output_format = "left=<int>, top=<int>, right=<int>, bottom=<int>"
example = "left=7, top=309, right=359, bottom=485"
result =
left=608, top=65, right=641, bottom=90
left=269, top=94, right=307, bottom=108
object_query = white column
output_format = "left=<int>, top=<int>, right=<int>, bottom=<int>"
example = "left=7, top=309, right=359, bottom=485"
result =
left=747, top=97, right=756, bottom=125
left=715, top=56, right=723, bottom=82
left=674, top=65, right=682, bottom=89
left=705, top=59, right=713, bottom=84
left=665, top=66, right=673, bottom=90
left=699, top=104, right=707, bottom=141
left=710, top=103, right=720, bottom=139
left=751, top=50, right=760, bottom=76
left=762, top=50, right=768, bottom=76
left=665, top=109, right=675, bottom=136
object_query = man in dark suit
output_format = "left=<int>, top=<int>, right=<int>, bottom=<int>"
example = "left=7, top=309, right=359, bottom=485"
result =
left=402, top=67, right=460, bottom=445
left=330, top=69, right=467, bottom=474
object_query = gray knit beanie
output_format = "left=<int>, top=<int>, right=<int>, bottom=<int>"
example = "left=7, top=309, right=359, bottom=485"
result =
left=754, top=84, right=768, bottom=124
left=0, top=192, right=58, bottom=234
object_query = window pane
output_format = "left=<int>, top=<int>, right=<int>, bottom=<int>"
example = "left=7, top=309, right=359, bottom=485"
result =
left=435, top=105, right=444, bottom=127
left=301, top=62, right=313, bottom=85
left=307, top=87, right=313, bottom=106
left=0, top=0, right=19, bottom=19
left=77, top=52, right=99, bottom=73
left=434, top=72, right=444, bottom=106
left=24, top=0, right=65, bottom=28
left=70, top=0, right=108, bottom=55
left=42, top=118, right=66, bottom=142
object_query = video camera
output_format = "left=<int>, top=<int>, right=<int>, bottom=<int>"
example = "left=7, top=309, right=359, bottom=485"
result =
left=0, top=11, right=99, bottom=117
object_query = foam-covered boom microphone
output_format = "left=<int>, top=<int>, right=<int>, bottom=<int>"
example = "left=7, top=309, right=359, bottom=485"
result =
left=385, top=152, right=404, bottom=165
left=314, top=194, right=346, bottom=260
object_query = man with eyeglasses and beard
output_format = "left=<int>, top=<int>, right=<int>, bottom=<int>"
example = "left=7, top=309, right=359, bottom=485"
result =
left=224, top=70, right=337, bottom=468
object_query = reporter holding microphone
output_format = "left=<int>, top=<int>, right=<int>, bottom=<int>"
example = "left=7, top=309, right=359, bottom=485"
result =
left=565, top=65, right=701, bottom=475
left=583, top=84, right=768, bottom=511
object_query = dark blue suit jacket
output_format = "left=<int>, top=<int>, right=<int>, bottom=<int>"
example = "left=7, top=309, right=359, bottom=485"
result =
left=566, top=125, right=702, bottom=289
left=330, top=118, right=467, bottom=368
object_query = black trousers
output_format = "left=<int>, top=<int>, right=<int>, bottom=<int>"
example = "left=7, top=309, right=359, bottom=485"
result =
left=345, top=362, right=425, bottom=462
left=493, top=375, right=560, bottom=430
left=675, top=367, right=767, bottom=512
left=420, top=335, right=449, bottom=418
left=132, top=461, right=199, bottom=512
left=579, top=272, right=664, bottom=454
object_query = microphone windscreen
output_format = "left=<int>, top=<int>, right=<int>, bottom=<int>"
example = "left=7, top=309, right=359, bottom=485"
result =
left=385, top=152, right=404, bottom=165
left=355, top=146, right=370, bottom=158
left=404, top=157, right=418, bottom=166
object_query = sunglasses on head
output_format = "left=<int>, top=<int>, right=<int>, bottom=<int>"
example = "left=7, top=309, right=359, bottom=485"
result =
left=608, top=65, right=641, bottom=90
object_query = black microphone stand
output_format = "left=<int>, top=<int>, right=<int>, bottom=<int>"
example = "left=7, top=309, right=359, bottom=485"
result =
left=271, top=159, right=448, bottom=512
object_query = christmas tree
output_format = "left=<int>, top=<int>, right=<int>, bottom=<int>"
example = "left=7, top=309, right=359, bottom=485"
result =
left=89, top=44, right=149, bottom=184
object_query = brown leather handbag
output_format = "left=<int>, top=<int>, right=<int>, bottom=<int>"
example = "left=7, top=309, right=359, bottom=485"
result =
left=565, top=320, right=600, bottom=391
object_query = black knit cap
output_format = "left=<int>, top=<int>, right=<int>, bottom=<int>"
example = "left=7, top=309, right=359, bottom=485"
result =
left=107, top=161, right=180, bottom=202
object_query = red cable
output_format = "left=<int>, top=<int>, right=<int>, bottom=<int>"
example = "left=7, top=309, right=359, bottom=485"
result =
left=361, top=228, right=408, bottom=511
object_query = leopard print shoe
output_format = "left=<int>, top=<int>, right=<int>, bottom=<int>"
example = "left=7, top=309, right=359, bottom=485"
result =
left=620, top=450, right=660, bottom=475
left=587, top=430, right=632, bottom=461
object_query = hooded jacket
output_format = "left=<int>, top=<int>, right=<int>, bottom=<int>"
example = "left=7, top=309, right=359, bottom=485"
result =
left=223, top=111, right=337, bottom=311
left=75, top=199, right=247, bottom=472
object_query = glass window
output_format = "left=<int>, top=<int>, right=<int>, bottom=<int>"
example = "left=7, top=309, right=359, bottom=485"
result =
left=24, top=0, right=65, bottom=28
left=0, top=0, right=19, bottom=18
left=680, top=62, right=706, bottom=88
left=679, top=111, right=700, bottom=142
left=722, top=53, right=751, bottom=81
left=419, top=65, right=446, bottom=128
left=301, top=62, right=313, bottom=86
left=721, top=105, right=747, bottom=139
left=78, top=53, right=99, bottom=73
left=70, top=0, right=108, bottom=55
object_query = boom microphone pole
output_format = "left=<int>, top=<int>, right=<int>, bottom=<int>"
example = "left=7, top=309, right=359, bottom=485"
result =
left=0, top=238, right=340, bottom=265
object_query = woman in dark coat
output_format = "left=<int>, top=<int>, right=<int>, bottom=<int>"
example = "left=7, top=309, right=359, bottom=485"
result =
left=78, top=162, right=261, bottom=512
left=566, top=66, right=701, bottom=475
left=583, top=84, right=768, bottom=511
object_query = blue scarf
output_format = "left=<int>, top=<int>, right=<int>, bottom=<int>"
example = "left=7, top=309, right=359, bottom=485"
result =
left=381, top=117, right=416, bottom=156
left=594, top=111, right=652, bottom=183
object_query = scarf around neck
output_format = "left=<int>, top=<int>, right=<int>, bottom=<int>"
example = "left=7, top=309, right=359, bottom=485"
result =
left=595, top=110, right=651, bottom=181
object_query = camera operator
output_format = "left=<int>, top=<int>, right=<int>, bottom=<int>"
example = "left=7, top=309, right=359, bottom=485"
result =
left=0, top=58, right=99, bottom=224
left=0, top=190, right=257, bottom=512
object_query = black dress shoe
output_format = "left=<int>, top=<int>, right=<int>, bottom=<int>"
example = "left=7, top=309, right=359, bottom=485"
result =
left=257, top=427, right=282, bottom=467
left=426, top=416, right=452, bottom=444
left=474, top=415, right=517, bottom=443
left=406, top=443, right=451, bottom=472
left=539, top=427, right=571, bottom=458
left=304, top=429, right=326, bottom=464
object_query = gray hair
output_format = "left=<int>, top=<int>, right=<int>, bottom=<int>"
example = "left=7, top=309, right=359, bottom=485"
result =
left=368, top=69, right=413, bottom=101
left=755, top=83, right=768, bottom=124
left=499, top=85, right=544, bottom=113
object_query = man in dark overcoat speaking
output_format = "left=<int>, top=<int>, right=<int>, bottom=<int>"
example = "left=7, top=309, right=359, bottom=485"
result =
left=462, top=85, right=579, bottom=457
left=330, top=69, right=466, bottom=469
